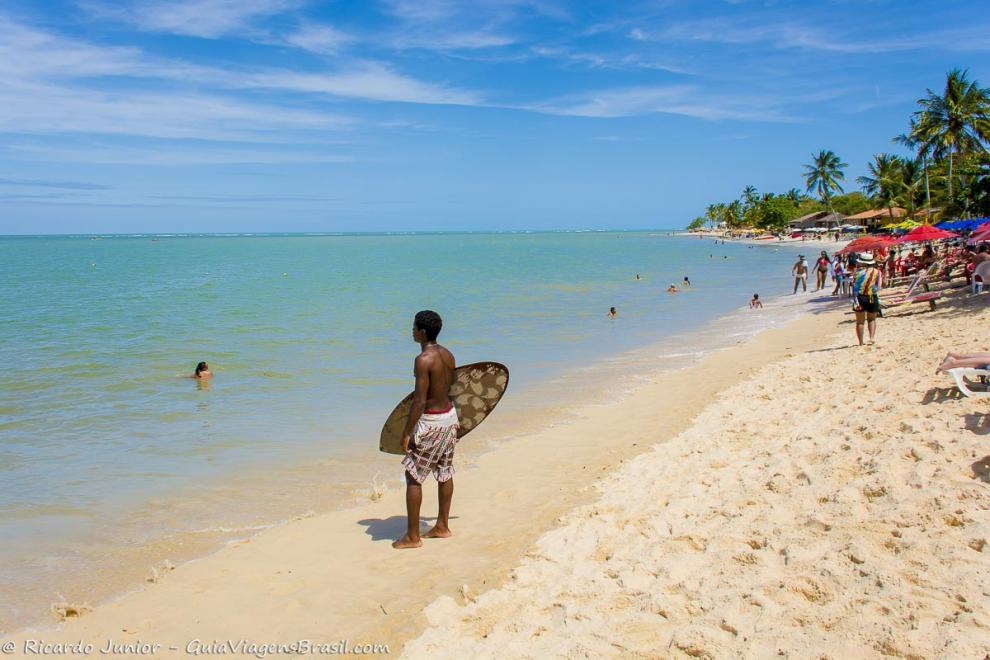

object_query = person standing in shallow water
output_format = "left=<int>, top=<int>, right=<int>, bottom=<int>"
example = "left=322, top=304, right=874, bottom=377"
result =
left=393, top=310, right=459, bottom=550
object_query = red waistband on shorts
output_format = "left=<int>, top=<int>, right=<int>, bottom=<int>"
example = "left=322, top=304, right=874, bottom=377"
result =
left=424, top=402, right=454, bottom=414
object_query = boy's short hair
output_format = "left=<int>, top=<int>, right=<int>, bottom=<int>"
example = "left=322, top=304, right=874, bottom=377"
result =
left=414, top=310, right=443, bottom=341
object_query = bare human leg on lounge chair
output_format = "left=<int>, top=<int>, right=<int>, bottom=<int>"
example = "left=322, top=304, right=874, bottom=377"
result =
left=936, top=353, right=990, bottom=374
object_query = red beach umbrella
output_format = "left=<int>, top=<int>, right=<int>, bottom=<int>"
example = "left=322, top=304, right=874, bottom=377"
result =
left=896, top=225, right=958, bottom=243
left=970, top=229, right=990, bottom=243
left=837, top=235, right=897, bottom=254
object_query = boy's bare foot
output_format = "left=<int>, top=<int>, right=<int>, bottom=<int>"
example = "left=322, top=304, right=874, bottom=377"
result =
left=423, top=526, right=452, bottom=539
left=392, top=534, right=422, bottom=549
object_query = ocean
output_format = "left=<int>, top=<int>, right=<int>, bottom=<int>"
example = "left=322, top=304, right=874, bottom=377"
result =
left=0, top=231, right=817, bottom=632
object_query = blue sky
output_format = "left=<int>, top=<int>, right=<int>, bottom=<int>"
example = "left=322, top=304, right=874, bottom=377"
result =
left=1, top=0, right=988, bottom=234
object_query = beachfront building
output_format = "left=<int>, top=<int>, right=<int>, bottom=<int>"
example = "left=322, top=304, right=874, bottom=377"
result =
left=787, top=210, right=847, bottom=232
left=844, top=207, right=908, bottom=231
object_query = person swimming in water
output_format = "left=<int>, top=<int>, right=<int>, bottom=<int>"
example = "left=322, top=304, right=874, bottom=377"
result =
left=608, top=306, right=617, bottom=318
left=750, top=294, right=763, bottom=309
left=683, top=276, right=691, bottom=287
left=667, top=283, right=678, bottom=293
left=192, top=361, right=212, bottom=379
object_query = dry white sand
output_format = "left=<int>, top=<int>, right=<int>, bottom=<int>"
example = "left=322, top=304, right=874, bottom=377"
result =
left=405, top=289, right=990, bottom=658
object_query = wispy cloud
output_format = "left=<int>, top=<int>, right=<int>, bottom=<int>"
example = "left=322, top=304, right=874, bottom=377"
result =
left=242, top=63, right=482, bottom=105
left=644, top=17, right=990, bottom=54
left=0, top=14, right=481, bottom=146
left=5, top=142, right=358, bottom=165
left=0, top=177, right=111, bottom=190
left=81, top=0, right=300, bottom=39
left=526, top=85, right=791, bottom=122
left=282, top=22, right=354, bottom=54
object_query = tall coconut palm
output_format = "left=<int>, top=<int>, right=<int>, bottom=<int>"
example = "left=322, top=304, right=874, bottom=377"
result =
left=742, top=185, right=759, bottom=210
left=705, top=202, right=726, bottom=228
left=857, top=153, right=904, bottom=219
left=803, top=149, right=847, bottom=215
left=910, top=68, right=990, bottom=207
left=894, top=122, right=933, bottom=222
left=785, top=188, right=804, bottom=204
left=897, top=158, right=924, bottom=218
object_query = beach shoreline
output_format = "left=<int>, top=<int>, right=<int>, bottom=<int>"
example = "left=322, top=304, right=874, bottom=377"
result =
left=405, top=284, right=990, bottom=658
left=6, top=295, right=846, bottom=653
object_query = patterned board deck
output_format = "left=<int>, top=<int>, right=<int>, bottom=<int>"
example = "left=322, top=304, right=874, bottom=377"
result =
left=379, top=361, right=509, bottom=455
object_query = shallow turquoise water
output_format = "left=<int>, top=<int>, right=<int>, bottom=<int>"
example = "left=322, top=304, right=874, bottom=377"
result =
left=0, top=231, right=808, bottom=630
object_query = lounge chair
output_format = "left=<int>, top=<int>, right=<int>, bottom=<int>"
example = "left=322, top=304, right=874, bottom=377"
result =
left=947, top=367, right=990, bottom=398
left=971, top=261, right=990, bottom=294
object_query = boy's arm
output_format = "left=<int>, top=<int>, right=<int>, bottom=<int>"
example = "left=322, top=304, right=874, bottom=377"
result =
left=401, top=355, right=431, bottom=454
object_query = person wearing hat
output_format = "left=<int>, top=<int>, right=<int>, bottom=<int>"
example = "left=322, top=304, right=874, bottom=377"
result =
left=851, top=252, right=883, bottom=345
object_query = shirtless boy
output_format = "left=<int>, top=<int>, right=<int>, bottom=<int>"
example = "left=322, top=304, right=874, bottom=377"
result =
left=393, top=310, right=459, bottom=550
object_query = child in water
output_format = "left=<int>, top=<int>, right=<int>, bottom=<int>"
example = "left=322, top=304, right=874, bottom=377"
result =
left=750, top=294, right=763, bottom=309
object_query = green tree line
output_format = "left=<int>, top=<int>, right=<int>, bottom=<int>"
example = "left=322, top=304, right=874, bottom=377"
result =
left=687, top=69, right=990, bottom=231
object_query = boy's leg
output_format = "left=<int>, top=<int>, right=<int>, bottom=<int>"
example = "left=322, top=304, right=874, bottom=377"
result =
left=393, top=471, right=423, bottom=549
left=424, top=478, right=453, bottom=538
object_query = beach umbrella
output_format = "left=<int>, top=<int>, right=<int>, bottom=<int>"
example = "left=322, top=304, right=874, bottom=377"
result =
left=969, top=229, right=990, bottom=243
left=837, top=235, right=897, bottom=254
left=896, top=225, right=958, bottom=243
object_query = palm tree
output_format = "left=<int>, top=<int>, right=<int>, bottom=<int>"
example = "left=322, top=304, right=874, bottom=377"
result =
left=785, top=188, right=804, bottom=204
left=705, top=203, right=725, bottom=229
left=742, top=185, right=759, bottom=210
left=857, top=153, right=904, bottom=219
left=910, top=68, right=990, bottom=208
left=894, top=123, right=933, bottom=222
left=897, top=158, right=924, bottom=218
left=804, top=149, right=847, bottom=215
left=725, top=200, right=744, bottom=228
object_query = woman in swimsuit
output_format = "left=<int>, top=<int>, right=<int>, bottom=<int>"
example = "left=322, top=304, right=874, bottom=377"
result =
left=815, top=251, right=830, bottom=291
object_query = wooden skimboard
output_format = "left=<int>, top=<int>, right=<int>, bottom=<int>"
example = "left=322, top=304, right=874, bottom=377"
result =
left=379, top=361, right=509, bottom=455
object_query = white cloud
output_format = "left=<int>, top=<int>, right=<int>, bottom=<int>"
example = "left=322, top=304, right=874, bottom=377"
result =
left=526, top=85, right=790, bottom=122
left=6, top=142, right=357, bottom=165
left=0, top=14, right=483, bottom=145
left=242, top=62, right=482, bottom=105
left=82, top=0, right=300, bottom=38
left=282, top=22, right=354, bottom=54
left=645, top=17, right=990, bottom=54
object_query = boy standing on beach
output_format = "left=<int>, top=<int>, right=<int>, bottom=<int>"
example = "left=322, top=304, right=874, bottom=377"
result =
left=393, top=310, right=459, bottom=550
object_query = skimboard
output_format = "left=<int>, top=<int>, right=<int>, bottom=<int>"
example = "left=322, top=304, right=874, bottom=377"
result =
left=379, top=361, right=509, bottom=455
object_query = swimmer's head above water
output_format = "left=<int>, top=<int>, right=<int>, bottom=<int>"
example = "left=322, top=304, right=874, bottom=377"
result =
left=194, top=361, right=211, bottom=379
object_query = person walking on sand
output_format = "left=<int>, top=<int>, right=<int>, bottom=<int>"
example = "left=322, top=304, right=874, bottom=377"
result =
left=393, top=310, right=458, bottom=550
left=792, top=255, right=808, bottom=293
left=814, top=250, right=830, bottom=291
left=852, top=253, right=883, bottom=346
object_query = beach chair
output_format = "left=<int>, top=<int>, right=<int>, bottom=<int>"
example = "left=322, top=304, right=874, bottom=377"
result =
left=971, top=261, right=990, bottom=294
left=947, top=368, right=990, bottom=398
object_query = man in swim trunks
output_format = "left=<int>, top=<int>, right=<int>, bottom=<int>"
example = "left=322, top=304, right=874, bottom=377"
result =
left=393, top=310, right=458, bottom=549
left=792, top=255, right=808, bottom=293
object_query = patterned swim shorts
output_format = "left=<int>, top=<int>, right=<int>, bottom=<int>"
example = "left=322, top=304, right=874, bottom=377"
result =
left=401, top=405, right=460, bottom=484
